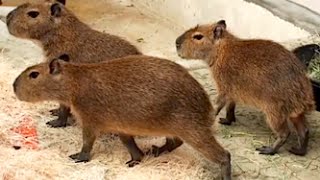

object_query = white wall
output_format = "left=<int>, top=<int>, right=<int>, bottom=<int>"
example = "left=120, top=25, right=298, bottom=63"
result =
left=131, top=0, right=310, bottom=42
left=291, top=0, right=320, bottom=14
left=243, top=0, right=320, bottom=34
left=1, top=0, right=316, bottom=42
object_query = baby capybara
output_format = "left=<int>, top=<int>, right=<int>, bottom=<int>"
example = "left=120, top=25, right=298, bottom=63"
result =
left=13, top=55, right=232, bottom=180
left=205, top=43, right=320, bottom=126
left=6, top=0, right=141, bottom=127
left=175, top=20, right=315, bottom=156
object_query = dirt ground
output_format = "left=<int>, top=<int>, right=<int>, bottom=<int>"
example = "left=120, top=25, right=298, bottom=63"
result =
left=1, top=0, right=320, bottom=180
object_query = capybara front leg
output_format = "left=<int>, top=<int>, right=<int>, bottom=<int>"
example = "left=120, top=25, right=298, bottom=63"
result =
left=119, top=134, right=144, bottom=167
left=70, top=126, right=96, bottom=163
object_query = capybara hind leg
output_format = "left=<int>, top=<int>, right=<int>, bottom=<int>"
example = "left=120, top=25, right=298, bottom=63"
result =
left=256, top=114, right=290, bottom=155
left=119, top=134, right=144, bottom=167
left=181, top=129, right=231, bottom=180
left=70, top=126, right=96, bottom=163
left=47, top=104, right=71, bottom=128
left=289, top=114, right=309, bottom=156
left=214, top=94, right=227, bottom=116
left=150, top=137, right=183, bottom=157
left=219, top=101, right=236, bottom=125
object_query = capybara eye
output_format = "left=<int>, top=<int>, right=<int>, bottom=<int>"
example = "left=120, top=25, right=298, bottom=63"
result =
left=29, top=71, right=39, bottom=79
left=27, top=11, right=39, bottom=18
left=193, top=34, right=203, bottom=40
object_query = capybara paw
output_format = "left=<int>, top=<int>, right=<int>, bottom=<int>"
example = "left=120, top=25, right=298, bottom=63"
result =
left=125, top=159, right=141, bottom=167
left=13, top=145, right=21, bottom=150
left=219, top=118, right=233, bottom=125
left=69, top=152, right=80, bottom=160
left=256, top=146, right=276, bottom=155
left=46, top=118, right=67, bottom=128
left=49, top=108, right=60, bottom=116
left=288, top=147, right=307, bottom=156
left=69, top=152, right=90, bottom=163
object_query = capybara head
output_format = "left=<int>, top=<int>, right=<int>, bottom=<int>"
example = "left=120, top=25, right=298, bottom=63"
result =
left=13, top=57, right=69, bottom=102
left=175, top=20, right=228, bottom=60
left=6, top=0, right=66, bottom=39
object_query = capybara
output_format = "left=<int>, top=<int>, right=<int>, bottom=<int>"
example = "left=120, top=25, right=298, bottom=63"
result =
left=13, top=55, right=232, bottom=179
left=176, top=20, right=314, bottom=156
left=6, top=0, right=141, bottom=127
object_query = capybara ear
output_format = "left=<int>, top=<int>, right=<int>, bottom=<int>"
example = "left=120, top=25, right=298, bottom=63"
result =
left=50, top=3, right=62, bottom=17
left=217, top=20, right=226, bottom=28
left=58, top=54, right=70, bottom=62
left=49, top=58, right=63, bottom=74
left=213, top=20, right=227, bottom=39
left=56, top=0, right=66, bottom=5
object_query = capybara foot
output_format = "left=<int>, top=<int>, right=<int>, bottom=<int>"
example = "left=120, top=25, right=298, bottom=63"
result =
left=256, top=146, right=277, bottom=155
left=69, top=152, right=90, bottom=163
left=125, top=159, right=141, bottom=167
left=147, top=138, right=183, bottom=157
left=289, top=147, right=307, bottom=156
left=46, top=118, right=68, bottom=128
left=219, top=117, right=235, bottom=126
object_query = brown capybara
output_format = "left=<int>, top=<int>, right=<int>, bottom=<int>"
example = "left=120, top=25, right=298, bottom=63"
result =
left=175, top=20, right=315, bottom=156
left=13, top=55, right=232, bottom=180
left=203, top=43, right=320, bottom=127
left=6, top=0, right=141, bottom=128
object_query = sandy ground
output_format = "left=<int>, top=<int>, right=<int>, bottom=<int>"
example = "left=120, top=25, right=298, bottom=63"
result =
left=1, top=0, right=320, bottom=180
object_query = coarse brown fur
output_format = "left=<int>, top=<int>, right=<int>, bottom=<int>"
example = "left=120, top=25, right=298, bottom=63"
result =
left=176, top=20, right=315, bottom=156
left=176, top=44, right=320, bottom=126
left=6, top=0, right=140, bottom=62
left=6, top=0, right=141, bottom=127
left=13, top=55, right=232, bottom=180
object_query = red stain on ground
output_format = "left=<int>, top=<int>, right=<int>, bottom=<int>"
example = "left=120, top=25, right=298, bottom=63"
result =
left=10, top=115, right=39, bottom=150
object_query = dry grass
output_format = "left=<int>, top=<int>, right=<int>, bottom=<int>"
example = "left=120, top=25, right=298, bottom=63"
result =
left=2, top=1, right=320, bottom=179
left=0, top=50, right=222, bottom=179
left=2, top=42, right=320, bottom=180
left=307, top=42, right=320, bottom=81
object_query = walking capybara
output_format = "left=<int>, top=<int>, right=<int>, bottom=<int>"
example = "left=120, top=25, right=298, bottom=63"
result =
left=202, top=43, right=320, bottom=126
left=13, top=55, right=232, bottom=180
left=175, top=20, right=315, bottom=156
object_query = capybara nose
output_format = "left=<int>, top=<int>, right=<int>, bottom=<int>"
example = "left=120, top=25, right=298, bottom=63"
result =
left=6, top=9, right=15, bottom=25
left=176, top=41, right=181, bottom=49
left=13, top=78, right=18, bottom=93
left=175, top=36, right=183, bottom=49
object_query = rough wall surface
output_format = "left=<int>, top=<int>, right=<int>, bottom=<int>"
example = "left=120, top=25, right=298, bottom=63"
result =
left=131, top=0, right=310, bottom=41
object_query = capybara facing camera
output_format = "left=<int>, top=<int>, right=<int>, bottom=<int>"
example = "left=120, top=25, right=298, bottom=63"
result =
left=13, top=55, right=232, bottom=180
left=176, top=20, right=314, bottom=156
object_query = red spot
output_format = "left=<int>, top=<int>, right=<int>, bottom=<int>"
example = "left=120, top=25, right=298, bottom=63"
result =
left=10, top=116, right=39, bottom=150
